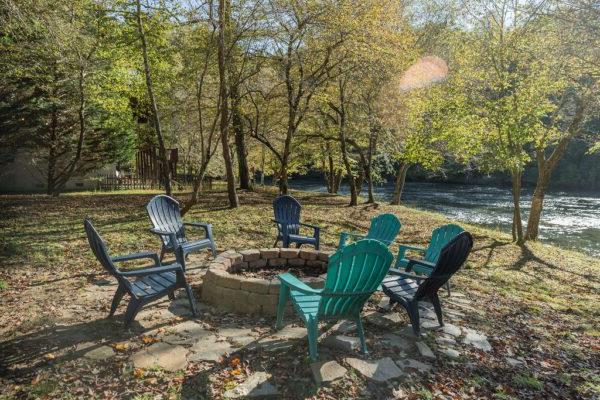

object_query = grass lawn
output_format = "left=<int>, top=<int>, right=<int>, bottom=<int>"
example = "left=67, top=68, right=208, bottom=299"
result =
left=0, top=186, right=598, bottom=399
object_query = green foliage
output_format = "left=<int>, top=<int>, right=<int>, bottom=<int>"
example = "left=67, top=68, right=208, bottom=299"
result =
left=513, top=374, right=544, bottom=391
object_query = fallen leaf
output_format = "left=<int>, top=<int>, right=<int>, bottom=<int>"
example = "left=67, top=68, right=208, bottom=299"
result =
left=133, top=368, right=145, bottom=379
left=113, top=342, right=129, bottom=352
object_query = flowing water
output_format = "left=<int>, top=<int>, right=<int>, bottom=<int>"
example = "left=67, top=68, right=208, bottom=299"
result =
left=289, top=179, right=600, bottom=257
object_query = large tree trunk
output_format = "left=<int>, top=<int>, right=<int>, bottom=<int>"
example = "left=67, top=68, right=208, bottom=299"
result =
left=390, top=162, right=410, bottom=205
left=525, top=98, right=585, bottom=240
left=511, top=170, right=524, bottom=244
left=46, top=108, right=58, bottom=196
left=230, top=84, right=251, bottom=190
left=365, top=124, right=378, bottom=203
left=135, top=0, right=171, bottom=196
left=218, top=0, right=238, bottom=208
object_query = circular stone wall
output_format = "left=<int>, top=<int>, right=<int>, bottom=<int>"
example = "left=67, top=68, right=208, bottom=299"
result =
left=201, top=248, right=331, bottom=316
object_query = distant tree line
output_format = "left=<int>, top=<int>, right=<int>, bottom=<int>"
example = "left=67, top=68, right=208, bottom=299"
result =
left=0, top=0, right=598, bottom=244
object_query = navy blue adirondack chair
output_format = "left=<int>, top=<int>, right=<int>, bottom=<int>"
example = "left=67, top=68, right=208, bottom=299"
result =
left=147, top=195, right=217, bottom=270
left=381, top=231, right=473, bottom=335
left=84, top=219, right=198, bottom=326
left=273, top=195, right=320, bottom=250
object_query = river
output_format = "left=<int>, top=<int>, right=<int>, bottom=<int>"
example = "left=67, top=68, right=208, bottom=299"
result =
left=289, top=179, right=600, bottom=257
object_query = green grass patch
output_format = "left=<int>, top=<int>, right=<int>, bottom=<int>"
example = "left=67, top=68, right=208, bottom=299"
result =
left=513, top=374, right=544, bottom=391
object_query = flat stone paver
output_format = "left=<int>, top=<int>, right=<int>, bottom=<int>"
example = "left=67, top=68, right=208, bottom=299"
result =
left=381, top=334, right=413, bottom=351
left=416, top=342, right=435, bottom=359
left=462, top=328, right=492, bottom=352
left=188, top=336, right=234, bottom=362
left=398, top=358, right=432, bottom=373
left=219, top=328, right=258, bottom=346
left=332, top=321, right=356, bottom=334
left=322, top=335, right=360, bottom=351
left=436, top=335, right=457, bottom=346
left=441, top=323, right=462, bottom=337
left=441, top=348, right=461, bottom=359
left=345, top=357, right=403, bottom=383
left=310, top=360, right=347, bottom=385
left=131, top=342, right=188, bottom=371
left=83, top=345, right=115, bottom=360
left=223, top=372, right=279, bottom=398
left=506, top=357, right=525, bottom=367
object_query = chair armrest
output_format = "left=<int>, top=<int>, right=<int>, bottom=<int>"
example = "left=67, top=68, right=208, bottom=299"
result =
left=398, top=244, right=427, bottom=259
left=149, top=228, right=178, bottom=245
left=112, top=251, right=160, bottom=266
left=120, top=263, right=184, bottom=277
left=387, top=268, right=427, bottom=281
left=184, top=222, right=211, bottom=229
left=278, top=272, right=322, bottom=295
left=299, top=222, right=320, bottom=231
left=406, top=259, right=435, bottom=272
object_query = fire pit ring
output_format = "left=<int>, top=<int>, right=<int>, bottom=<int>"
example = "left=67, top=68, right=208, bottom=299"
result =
left=201, top=248, right=331, bottom=315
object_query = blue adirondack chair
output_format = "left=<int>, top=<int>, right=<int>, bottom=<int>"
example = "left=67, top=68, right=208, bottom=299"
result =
left=273, top=195, right=320, bottom=250
left=395, top=224, right=464, bottom=295
left=276, top=239, right=394, bottom=361
left=338, top=213, right=401, bottom=248
left=147, top=195, right=217, bottom=270
left=84, top=219, right=198, bottom=326
left=382, top=231, right=473, bottom=334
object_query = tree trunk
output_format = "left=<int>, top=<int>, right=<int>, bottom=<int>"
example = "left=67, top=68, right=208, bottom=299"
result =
left=260, top=144, right=265, bottom=186
left=511, top=170, right=524, bottom=244
left=230, top=84, right=251, bottom=190
left=218, top=0, right=238, bottom=208
left=525, top=98, right=585, bottom=240
left=135, top=0, right=171, bottom=196
left=390, top=162, right=410, bottom=205
left=365, top=124, right=378, bottom=204
left=46, top=108, right=58, bottom=196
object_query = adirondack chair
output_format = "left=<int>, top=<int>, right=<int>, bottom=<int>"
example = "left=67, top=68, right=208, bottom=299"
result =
left=84, top=219, right=198, bottom=326
left=338, top=213, right=401, bottom=248
left=272, top=195, right=320, bottom=250
left=395, top=224, right=464, bottom=295
left=381, top=231, right=473, bottom=335
left=147, top=195, right=216, bottom=270
left=276, top=239, right=394, bottom=361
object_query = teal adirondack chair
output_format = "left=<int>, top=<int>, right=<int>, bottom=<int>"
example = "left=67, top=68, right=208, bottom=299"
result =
left=395, top=224, right=464, bottom=295
left=276, top=239, right=394, bottom=361
left=338, top=213, right=401, bottom=248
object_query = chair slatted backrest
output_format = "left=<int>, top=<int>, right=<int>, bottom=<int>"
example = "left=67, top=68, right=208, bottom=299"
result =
left=147, top=195, right=185, bottom=247
left=416, top=231, right=473, bottom=300
left=365, top=213, right=401, bottom=246
left=424, top=224, right=464, bottom=264
left=319, top=239, right=393, bottom=318
left=273, top=195, right=301, bottom=235
left=84, top=219, right=120, bottom=278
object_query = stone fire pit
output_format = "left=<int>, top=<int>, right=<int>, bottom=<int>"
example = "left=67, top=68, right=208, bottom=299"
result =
left=201, top=248, right=331, bottom=316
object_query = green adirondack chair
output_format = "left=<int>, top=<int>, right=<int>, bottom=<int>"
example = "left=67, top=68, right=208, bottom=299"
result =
left=338, top=213, right=401, bottom=248
left=276, top=239, right=394, bottom=361
left=395, top=224, right=464, bottom=295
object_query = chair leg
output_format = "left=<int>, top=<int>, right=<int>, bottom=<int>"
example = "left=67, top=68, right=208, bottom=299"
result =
left=275, top=284, right=290, bottom=330
left=356, top=316, right=368, bottom=354
left=210, top=242, right=217, bottom=258
left=184, top=284, right=198, bottom=317
left=109, top=284, right=126, bottom=317
left=407, top=301, right=421, bottom=335
left=159, top=247, right=166, bottom=262
left=124, top=299, right=143, bottom=327
left=273, top=237, right=279, bottom=247
left=431, top=293, right=444, bottom=327
left=307, top=317, right=319, bottom=362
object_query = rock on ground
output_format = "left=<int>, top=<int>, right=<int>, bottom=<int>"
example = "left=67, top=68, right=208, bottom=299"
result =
left=462, top=328, right=492, bottom=352
left=310, top=360, right=347, bottom=385
left=131, top=342, right=188, bottom=371
left=223, top=371, right=279, bottom=398
left=83, top=345, right=115, bottom=361
left=188, top=336, right=234, bottom=362
left=322, top=335, right=360, bottom=352
left=345, top=357, right=404, bottom=383
left=415, top=341, right=435, bottom=359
